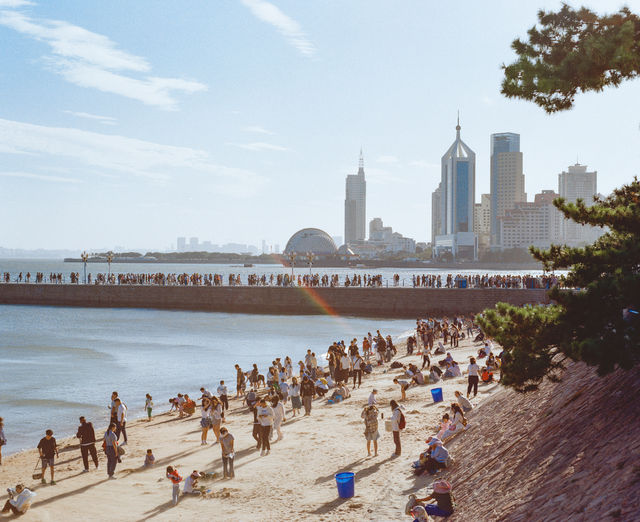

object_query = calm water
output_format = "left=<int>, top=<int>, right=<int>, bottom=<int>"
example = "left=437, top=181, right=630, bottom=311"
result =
left=0, top=258, right=560, bottom=286
left=0, top=305, right=415, bottom=455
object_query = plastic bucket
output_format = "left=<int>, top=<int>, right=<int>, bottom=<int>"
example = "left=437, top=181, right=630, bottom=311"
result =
left=335, top=472, right=355, bottom=498
left=431, top=387, right=443, bottom=403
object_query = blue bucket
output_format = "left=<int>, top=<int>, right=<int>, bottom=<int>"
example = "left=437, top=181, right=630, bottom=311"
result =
left=431, top=387, right=443, bottom=403
left=335, top=472, right=355, bottom=498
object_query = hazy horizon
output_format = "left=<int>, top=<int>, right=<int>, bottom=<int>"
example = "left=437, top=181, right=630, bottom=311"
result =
left=1, top=0, right=638, bottom=251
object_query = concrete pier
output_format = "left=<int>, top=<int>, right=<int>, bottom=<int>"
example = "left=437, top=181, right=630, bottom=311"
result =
left=0, top=284, right=550, bottom=318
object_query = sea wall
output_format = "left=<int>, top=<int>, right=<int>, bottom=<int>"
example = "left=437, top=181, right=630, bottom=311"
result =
left=0, top=284, right=550, bottom=318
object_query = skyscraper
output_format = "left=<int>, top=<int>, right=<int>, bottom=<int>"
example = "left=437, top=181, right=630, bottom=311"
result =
left=344, top=149, right=366, bottom=244
left=473, top=193, right=491, bottom=251
left=433, top=118, right=477, bottom=260
left=490, top=132, right=526, bottom=246
left=431, top=183, right=442, bottom=247
left=558, top=163, right=599, bottom=245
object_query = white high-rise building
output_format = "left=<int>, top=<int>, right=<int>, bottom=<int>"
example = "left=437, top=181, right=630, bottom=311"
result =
left=558, top=163, right=599, bottom=246
left=490, top=133, right=526, bottom=246
left=176, top=237, right=186, bottom=252
left=499, top=190, right=563, bottom=249
left=345, top=149, right=366, bottom=244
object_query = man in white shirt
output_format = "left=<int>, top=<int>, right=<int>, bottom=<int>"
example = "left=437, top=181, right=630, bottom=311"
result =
left=217, top=381, right=229, bottom=411
left=115, top=399, right=128, bottom=445
left=340, top=353, right=351, bottom=384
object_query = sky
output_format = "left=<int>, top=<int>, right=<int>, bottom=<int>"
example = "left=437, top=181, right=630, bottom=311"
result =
left=1, top=0, right=639, bottom=251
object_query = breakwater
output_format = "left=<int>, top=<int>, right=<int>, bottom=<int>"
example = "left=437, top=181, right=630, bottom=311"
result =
left=0, top=284, right=550, bottom=318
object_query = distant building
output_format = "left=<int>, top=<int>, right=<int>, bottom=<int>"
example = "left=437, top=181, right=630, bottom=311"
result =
left=367, top=217, right=416, bottom=253
left=189, top=237, right=199, bottom=251
left=433, top=118, right=477, bottom=260
left=490, top=132, right=526, bottom=247
left=261, top=240, right=267, bottom=254
left=499, top=190, right=563, bottom=249
left=274, top=244, right=280, bottom=254
left=177, top=237, right=186, bottom=252
left=345, top=149, right=367, bottom=244
left=474, top=193, right=491, bottom=251
left=558, top=163, right=601, bottom=246
left=284, top=228, right=338, bottom=257
left=431, top=183, right=442, bottom=247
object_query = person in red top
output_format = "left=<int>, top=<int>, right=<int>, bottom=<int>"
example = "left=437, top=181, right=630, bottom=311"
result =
left=166, top=466, right=183, bottom=505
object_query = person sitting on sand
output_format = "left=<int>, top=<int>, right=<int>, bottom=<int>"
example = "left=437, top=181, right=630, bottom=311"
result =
left=422, top=437, right=450, bottom=475
left=414, top=480, right=455, bottom=518
left=481, top=367, right=494, bottom=383
left=411, top=369, right=425, bottom=386
left=439, top=352, right=454, bottom=368
left=486, top=353, right=497, bottom=371
left=429, top=366, right=442, bottom=384
left=144, top=449, right=155, bottom=467
left=183, top=470, right=201, bottom=496
left=1, top=484, right=36, bottom=515
left=440, top=404, right=467, bottom=442
left=454, top=391, right=473, bottom=413
left=315, top=377, right=329, bottom=397
left=436, top=414, right=450, bottom=439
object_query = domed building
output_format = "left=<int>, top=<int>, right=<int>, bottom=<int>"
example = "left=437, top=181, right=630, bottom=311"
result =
left=284, top=228, right=338, bottom=256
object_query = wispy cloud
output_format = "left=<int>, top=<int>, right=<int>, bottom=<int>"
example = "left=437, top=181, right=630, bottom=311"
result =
left=0, top=170, right=82, bottom=183
left=228, top=141, right=288, bottom=152
left=0, top=1, right=33, bottom=6
left=0, top=7, right=206, bottom=109
left=242, top=125, right=274, bottom=135
left=63, top=110, right=117, bottom=126
left=0, top=118, right=265, bottom=193
left=240, top=0, right=316, bottom=57
left=376, top=155, right=399, bottom=164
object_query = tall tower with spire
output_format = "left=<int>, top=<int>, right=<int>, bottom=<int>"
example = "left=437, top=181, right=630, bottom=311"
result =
left=432, top=117, right=477, bottom=260
left=345, top=149, right=367, bottom=244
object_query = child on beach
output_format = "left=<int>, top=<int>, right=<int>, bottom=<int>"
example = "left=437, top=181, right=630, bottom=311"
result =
left=166, top=466, right=183, bottom=505
left=145, top=394, right=153, bottom=421
left=143, top=449, right=155, bottom=467
left=0, top=417, right=6, bottom=465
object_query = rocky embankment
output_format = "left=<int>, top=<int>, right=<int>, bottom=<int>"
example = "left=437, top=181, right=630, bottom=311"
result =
left=446, top=361, right=640, bottom=521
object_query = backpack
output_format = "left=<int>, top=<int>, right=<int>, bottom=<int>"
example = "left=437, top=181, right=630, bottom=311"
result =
left=398, top=411, right=406, bottom=430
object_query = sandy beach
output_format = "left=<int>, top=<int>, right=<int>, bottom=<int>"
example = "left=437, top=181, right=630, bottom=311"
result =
left=1, top=335, right=498, bottom=521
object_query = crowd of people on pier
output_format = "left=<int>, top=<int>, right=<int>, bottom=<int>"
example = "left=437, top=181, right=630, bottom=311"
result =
left=1, top=270, right=562, bottom=289
left=2, top=312, right=502, bottom=519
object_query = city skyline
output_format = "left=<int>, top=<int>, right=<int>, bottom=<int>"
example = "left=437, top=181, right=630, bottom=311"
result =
left=0, top=0, right=637, bottom=251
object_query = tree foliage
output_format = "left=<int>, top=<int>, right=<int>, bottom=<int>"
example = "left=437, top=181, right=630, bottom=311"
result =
left=478, top=179, right=640, bottom=391
left=502, top=4, right=640, bottom=112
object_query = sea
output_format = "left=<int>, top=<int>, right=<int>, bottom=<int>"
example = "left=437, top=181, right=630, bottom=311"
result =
left=0, top=259, right=559, bottom=456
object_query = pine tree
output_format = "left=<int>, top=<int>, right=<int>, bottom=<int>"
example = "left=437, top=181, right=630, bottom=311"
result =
left=478, top=179, right=640, bottom=392
left=502, top=5, right=640, bottom=113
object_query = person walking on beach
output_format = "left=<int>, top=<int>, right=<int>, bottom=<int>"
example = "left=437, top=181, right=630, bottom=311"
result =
left=217, top=380, right=229, bottom=411
left=115, top=398, right=128, bottom=445
left=109, top=391, right=119, bottom=425
left=104, top=423, right=118, bottom=479
left=300, top=375, right=315, bottom=416
left=467, top=357, right=479, bottom=398
left=361, top=404, right=379, bottom=457
left=256, top=398, right=273, bottom=456
left=200, top=394, right=212, bottom=445
left=289, top=377, right=302, bottom=416
left=235, top=364, right=245, bottom=398
left=390, top=400, right=405, bottom=457
left=352, top=352, right=364, bottom=389
left=211, top=397, right=223, bottom=443
left=76, top=417, right=98, bottom=472
left=0, top=417, right=6, bottom=465
left=37, top=429, right=58, bottom=485
left=219, top=427, right=235, bottom=479
left=145, top=394, right=153, bottom=421
left=166, top=466, right=183, bottom=505
left=272, top=397, right=285, bottom=441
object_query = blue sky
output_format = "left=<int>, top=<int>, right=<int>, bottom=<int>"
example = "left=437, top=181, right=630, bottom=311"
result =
left=1, top=0, right=638, bottom=251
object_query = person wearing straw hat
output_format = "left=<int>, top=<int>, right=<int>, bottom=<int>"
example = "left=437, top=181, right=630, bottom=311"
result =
left=361, top=403, right=379, bottom=456
left=415, top=480, right=455, bottom=518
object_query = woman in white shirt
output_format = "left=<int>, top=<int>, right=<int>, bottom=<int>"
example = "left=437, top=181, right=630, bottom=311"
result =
left=467, top=357, right=480, bottom=398
left=200, top=396, right=212, bottom=445
left=272, top=397, right=286, bottom=441
left=289, top=378, right=302, bottom=417
left=441, top=403, right=467, bottom=442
